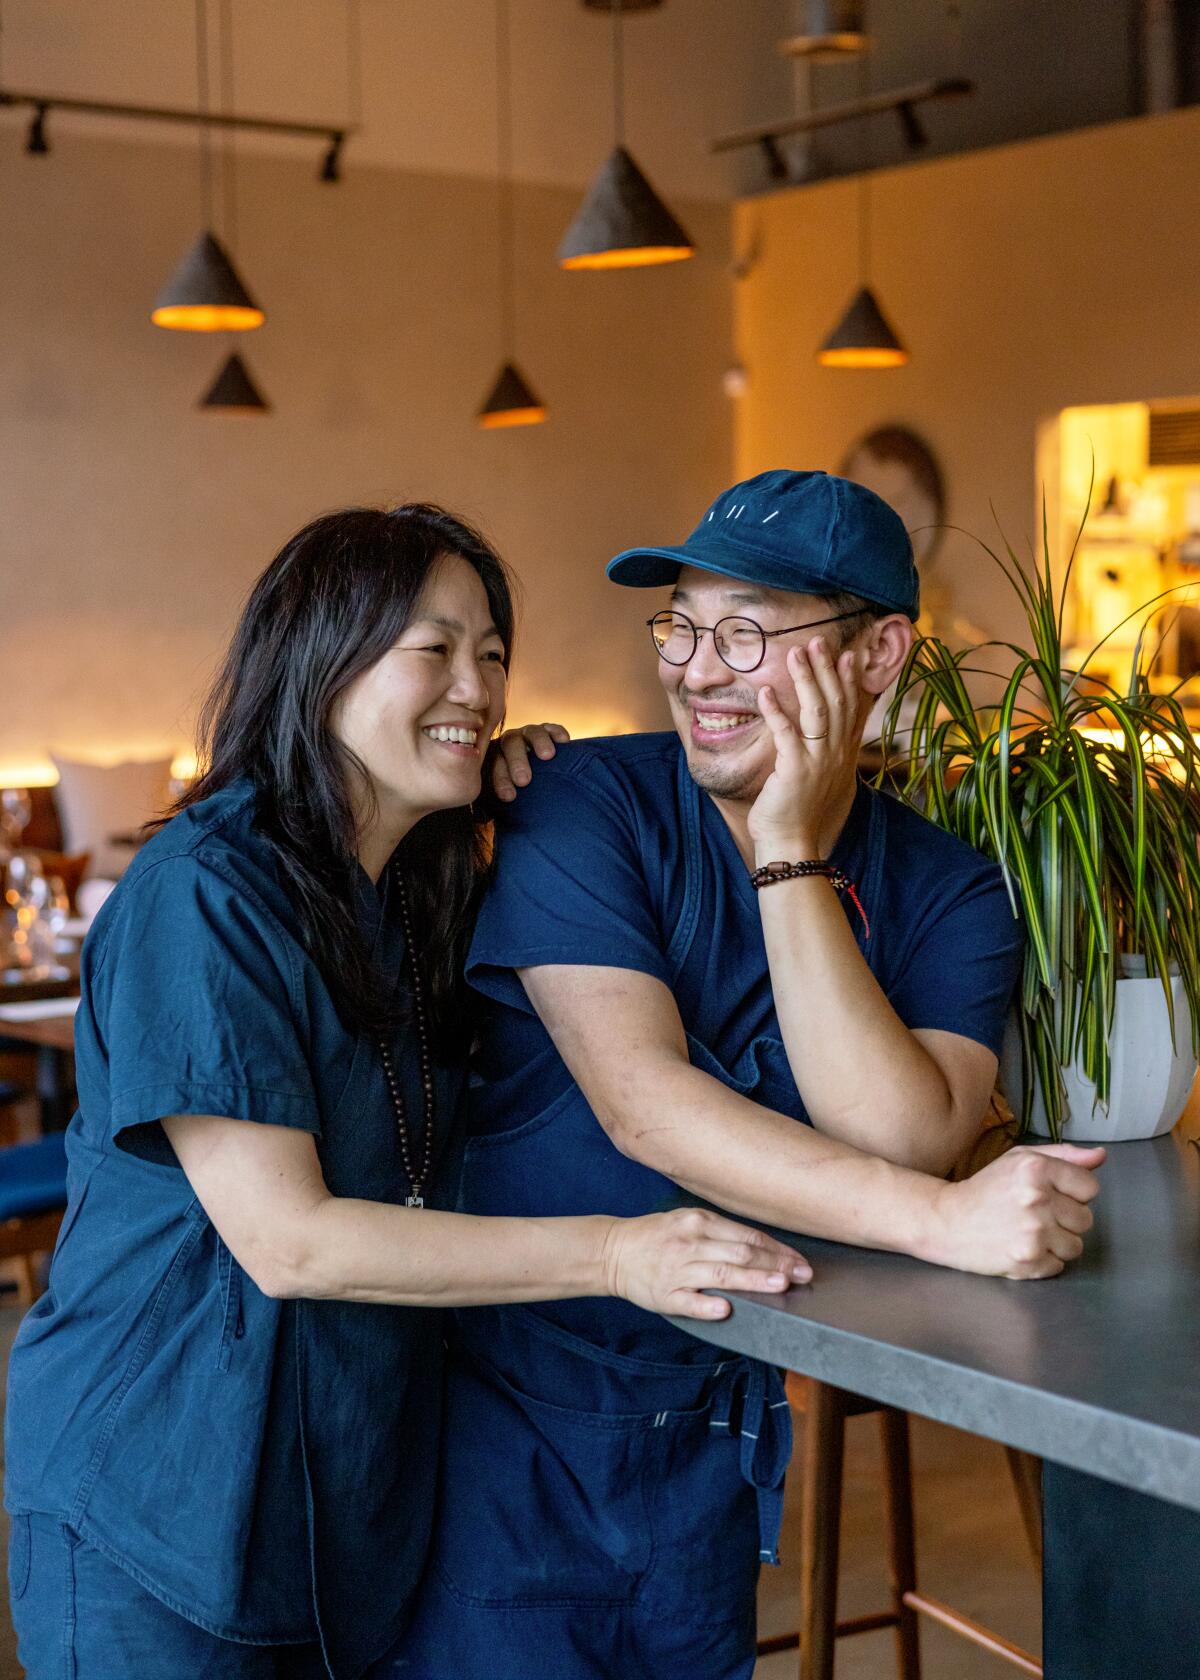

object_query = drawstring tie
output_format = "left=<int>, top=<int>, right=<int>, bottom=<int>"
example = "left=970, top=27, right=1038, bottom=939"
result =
left=709, top=1359, right=793, bottom=1565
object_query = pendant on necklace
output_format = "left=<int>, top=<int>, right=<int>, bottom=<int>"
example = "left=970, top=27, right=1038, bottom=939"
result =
left=406, top=1194, right=425, bottom=1209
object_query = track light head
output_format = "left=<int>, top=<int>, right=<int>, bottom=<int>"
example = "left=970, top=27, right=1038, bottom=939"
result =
left=896, top=101, right=928, bottom=149
left=26, top=105, right=50, bottom=156
left=320, top=132, right=344, bottom=183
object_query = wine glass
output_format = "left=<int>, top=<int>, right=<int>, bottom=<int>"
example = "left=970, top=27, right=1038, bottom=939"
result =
left=45, top=874, right=71, bottom=948
left=3, top=849, right=41, bottom=909
left=4, top=854, right=44, bottom=973
left=0, top=788, right=32, bottom=901
left=0, top=789, right=32, bottom=850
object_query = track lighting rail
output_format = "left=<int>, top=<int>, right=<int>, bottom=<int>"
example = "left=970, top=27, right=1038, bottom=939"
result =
left=712, top=75, right=973, bottom=175
left=0, top=87, right=353, bottom=178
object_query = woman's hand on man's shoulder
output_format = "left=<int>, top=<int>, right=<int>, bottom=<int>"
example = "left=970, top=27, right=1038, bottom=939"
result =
left=488, top=723, right=571, bottom=803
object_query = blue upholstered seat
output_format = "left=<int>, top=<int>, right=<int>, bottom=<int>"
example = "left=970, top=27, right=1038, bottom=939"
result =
left=0, top=1135, right=68, bottom=1222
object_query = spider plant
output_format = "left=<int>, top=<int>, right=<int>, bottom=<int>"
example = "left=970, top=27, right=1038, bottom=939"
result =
left=879, top=500, right=1200, bottom=1138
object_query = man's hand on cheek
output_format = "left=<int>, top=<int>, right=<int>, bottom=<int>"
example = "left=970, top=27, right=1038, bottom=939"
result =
left=746, top=641, right=865, bottom=857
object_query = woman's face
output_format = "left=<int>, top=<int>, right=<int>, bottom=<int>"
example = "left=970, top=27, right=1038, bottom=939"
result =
left=332, top=552, right=508, bottom=830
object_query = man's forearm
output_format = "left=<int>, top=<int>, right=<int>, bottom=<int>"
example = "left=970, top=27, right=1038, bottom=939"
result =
left=609, top=1056, right=949, bottom=1261
left=755, top=868, right=964, bottom=1171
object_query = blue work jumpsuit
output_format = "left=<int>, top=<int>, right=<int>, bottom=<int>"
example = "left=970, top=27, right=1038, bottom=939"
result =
left=396, top=732, right=1022, bottom=1680
left=5, top=781, right=465, bottom=1680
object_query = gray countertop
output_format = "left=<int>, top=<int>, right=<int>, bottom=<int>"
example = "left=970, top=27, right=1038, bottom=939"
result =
left=673, top=1101, right=1200, bottom=1513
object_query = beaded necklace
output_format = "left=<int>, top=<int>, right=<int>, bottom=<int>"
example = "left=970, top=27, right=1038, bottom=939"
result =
left=376, top=870, right=436, bottom=1208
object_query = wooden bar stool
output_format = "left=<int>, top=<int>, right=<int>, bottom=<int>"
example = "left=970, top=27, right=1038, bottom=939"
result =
left=756, top=1374, right=1042, bottom=1679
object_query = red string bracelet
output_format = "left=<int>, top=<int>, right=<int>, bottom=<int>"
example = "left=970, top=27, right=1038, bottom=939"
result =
left=749, top=860, right=870, bottom=939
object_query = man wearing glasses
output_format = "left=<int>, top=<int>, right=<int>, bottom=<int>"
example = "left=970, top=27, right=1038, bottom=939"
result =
left=399, top=471, right=1104, bottom=1680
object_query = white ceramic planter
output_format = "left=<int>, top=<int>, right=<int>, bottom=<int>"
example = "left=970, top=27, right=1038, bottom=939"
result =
left=999, top=956, right=1199, bottom=1142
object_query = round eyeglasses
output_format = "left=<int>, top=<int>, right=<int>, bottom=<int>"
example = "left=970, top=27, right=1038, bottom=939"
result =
left=646, top=607, right=866, bottom=674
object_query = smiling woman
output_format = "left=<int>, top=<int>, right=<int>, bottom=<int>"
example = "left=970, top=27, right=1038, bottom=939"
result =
left=331, top=550, right=510, bottom=886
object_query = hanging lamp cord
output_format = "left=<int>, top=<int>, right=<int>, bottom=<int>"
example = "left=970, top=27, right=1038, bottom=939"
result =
left=194, top=0, right=215, bottom=229
left=856, top=23, right=871, bottom=285
left=217, top=0, right=238, bottom=255
left=494, top=0, right=515, bottom=356
left=346, top=0, right=363, bottom=128
left=610, top=0, right=625, bottom=148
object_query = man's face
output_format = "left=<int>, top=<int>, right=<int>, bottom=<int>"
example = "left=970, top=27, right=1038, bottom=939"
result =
left=655, top=565, right=863, bottom=802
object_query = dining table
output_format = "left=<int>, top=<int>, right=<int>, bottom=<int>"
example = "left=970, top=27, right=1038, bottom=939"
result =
left=0, top=954, right=81, bottom=1131
left=671, top=1091, right=1200, bottom=1680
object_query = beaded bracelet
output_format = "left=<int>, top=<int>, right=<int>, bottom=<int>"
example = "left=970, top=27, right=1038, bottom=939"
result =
left=749, top=859, right=870, bottom=938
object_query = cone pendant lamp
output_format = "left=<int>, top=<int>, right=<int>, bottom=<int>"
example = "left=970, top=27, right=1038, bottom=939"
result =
left=817, top=176, right=908, bottom=367
left=477, top=0, right=546, bottom=428
left=478, top=361, right=546, bottom=428
left=818, top=285, right=907, bottom=367
left=200, top=350, right=270, bottom=412
left=153, top=0, right=265, bottom=333
left=558, top=1, right=693, bottom=270
left=559, top=145, right=692, bottom=269
left=153, top=230, right=264, bottom=332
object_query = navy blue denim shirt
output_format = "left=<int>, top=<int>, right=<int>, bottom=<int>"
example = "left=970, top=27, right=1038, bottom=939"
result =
left=5, top=780, right=465, bottom=1680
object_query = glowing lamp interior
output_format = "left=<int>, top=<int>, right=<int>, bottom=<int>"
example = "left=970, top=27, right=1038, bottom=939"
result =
left=151, top=303, right=265, bottom=332
left=477, top=405, right=547, bottom=430
left=817, top=346, right=910, bottom=368
left=560, top=245, right=693, bottom=271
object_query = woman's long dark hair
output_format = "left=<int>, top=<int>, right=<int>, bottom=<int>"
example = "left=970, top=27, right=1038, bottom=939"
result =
left=173, top=503, right=515, bottom=1046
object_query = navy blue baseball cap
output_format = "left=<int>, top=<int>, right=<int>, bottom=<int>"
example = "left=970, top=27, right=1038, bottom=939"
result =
left=606, top=468, right=919, bottom=620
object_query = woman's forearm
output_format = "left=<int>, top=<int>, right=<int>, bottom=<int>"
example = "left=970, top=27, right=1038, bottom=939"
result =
left=282, top=1200, right=614, bottom=1307
left=164, top=1112, right=613, bottom=1307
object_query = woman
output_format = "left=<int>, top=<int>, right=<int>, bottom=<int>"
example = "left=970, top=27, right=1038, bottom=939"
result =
left=4, top=504, right=808, bottom=1680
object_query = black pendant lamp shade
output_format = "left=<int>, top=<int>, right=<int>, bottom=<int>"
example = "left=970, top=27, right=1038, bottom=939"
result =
left=817, top=285, right=908, bottom=368
left=200, top=351, right=270, bottom=412
left=559, top=144, right=693, bottom=270
left=152, top=231, right=265, bottom=332
left=478, top=361, right=547, bottom=428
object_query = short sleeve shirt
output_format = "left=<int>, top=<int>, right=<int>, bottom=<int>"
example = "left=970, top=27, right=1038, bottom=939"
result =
left=5, top=780, right=465, bottom=1679
left=467, top=732, right=1024, bottom=1138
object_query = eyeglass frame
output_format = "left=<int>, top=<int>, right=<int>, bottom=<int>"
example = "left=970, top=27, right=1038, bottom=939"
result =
left=646, top=606, right=868, bottom=673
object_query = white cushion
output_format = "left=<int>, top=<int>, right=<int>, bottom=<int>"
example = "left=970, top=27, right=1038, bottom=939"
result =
left=50, top=755, right=173, bottom=878
left=75, top=878, right=118, bottom=923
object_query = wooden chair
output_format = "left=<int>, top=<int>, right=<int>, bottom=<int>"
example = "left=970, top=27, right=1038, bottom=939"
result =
left=756, top=1374, right=1043, bottom=1679
left=0, top=1077, right=25, bottom=1147
left=0, top=1133, right=68, bottom=1305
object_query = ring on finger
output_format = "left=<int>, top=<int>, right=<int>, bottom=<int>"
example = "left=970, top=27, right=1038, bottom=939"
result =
left=801, top=730, right=829, bottom=740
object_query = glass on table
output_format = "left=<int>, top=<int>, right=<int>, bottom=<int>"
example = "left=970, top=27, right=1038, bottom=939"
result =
left=2, top=854, right=70, bottom=981
left=0, top=789, right=32, bottom=850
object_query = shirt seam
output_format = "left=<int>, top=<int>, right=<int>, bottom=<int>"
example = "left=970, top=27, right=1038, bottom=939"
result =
left=473, top=947, right=669, bottom=970
left=110, top=1077, right=319, bottom=1105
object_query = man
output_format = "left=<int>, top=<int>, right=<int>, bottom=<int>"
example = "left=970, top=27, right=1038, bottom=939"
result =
left=398, top=471, right=1103, bottom=1680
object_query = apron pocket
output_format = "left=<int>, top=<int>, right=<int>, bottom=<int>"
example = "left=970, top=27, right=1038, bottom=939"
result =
left=432, top=1343, right=658, bottom=1608
left=6, top=1513, right=31, bottom=1602
left=639, top=1409, right=764, bottom=1627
